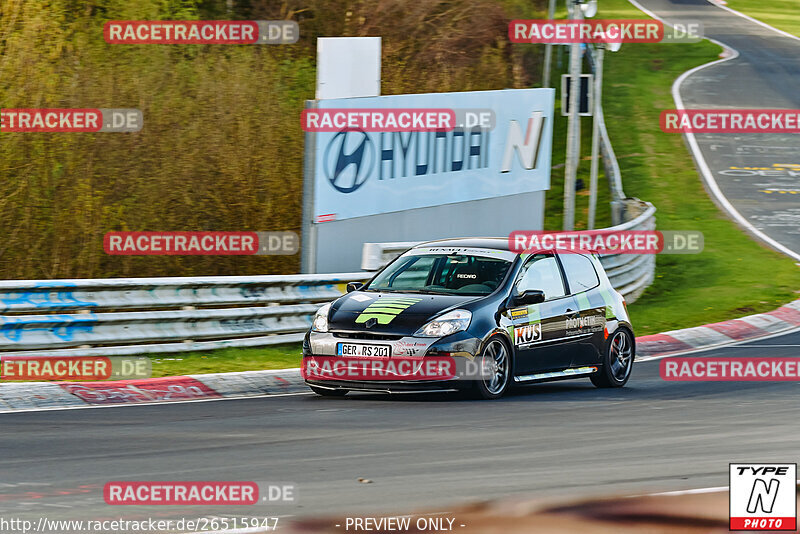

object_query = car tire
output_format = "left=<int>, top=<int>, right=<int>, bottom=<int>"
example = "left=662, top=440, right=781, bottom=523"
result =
left=309, top=385, right=348, bottom=397
left=591, top=328, right=634, bottom=388
left=468, top=336, right=513, bottom=400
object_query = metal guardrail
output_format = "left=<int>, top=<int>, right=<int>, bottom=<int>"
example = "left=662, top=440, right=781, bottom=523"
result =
left=0, top=274, right=367, bottom=313
left=0, top=274, right=370, bottom=357
left=599, top=200, right=656, bottom=303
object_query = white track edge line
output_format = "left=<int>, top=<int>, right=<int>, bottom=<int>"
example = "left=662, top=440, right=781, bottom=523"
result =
left=641, top=479, right=800, bottom=497
left=0, top=391, right=313, bottom=415
left=706, top=0, right=800, bottom=43
left=628, top=0, right=800, bottom=262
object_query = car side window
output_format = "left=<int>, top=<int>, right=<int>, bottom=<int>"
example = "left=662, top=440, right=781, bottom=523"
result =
left=515, top=254, right=565, bottom=300
left=560, top=253, right=600, bottom=294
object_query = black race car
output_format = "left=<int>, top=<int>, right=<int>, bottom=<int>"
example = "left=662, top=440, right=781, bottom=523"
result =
left=302, top=238, right=634, bottom=399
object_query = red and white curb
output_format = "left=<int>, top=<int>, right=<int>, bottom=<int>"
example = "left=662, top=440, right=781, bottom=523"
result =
left=637, top=299, right=800, bottom=359
left=2, top=299, right=800, bottom=412
left=0, top=369, right=306, bottom=413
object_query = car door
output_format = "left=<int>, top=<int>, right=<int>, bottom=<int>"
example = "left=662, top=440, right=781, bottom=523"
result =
left=508, top=253, right=574, bottom=376
left=557, top=253, right=606, bottom=368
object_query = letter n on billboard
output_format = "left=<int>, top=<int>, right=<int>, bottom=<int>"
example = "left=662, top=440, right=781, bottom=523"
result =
left=501, top=112, right=545, bottom=172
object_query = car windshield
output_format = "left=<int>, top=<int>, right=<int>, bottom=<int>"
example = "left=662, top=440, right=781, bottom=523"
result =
left=365, top=252, right=512, bottom=295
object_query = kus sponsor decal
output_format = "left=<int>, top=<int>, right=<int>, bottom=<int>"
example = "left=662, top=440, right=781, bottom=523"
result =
left=514, top=323, right=542, bottom=346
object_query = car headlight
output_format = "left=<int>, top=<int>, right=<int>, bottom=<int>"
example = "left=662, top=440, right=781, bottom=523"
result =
left=414, top=309, right=472, bottom=338
left=312, top=302, right=332, bottom=333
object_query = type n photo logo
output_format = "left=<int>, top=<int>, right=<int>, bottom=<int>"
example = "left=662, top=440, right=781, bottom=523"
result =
left=730, top=463, right=797, bottom=531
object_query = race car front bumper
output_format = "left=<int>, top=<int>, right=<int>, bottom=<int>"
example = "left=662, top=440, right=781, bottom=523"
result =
left=302, top=331, right=483, bottom=392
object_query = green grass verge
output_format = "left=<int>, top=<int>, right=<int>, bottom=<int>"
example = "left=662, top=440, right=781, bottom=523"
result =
left=724, top=0, right=800, bottom=37
left=148, top=345, right=303, bottom=378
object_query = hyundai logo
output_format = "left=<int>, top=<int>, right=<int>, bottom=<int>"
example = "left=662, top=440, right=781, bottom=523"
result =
left=323, top=130, right=375, bottom=193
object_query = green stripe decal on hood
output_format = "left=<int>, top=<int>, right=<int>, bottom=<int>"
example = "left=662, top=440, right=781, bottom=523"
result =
left=355, top=297, right=423, bottom=325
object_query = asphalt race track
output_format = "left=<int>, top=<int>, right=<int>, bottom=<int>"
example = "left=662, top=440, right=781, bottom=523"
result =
left=3, top=1, right=800, bottom=530
left=2, top=329, right=800, bottom=526
left=637, top=0, right=800, bottom=258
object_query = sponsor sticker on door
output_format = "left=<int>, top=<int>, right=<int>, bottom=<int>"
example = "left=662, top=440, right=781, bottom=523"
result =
left=514, top=323, right=542, bottom=346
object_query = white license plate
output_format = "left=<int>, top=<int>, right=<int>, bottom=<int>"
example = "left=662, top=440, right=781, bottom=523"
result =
left=337, top=343, right=391, bottom=358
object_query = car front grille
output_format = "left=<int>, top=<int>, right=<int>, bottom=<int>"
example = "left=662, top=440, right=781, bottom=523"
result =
left=332, top=332, right=404, bottom=341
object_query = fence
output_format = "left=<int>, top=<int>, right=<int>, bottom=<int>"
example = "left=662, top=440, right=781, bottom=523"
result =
left=0, top=274, right=369, bottom=358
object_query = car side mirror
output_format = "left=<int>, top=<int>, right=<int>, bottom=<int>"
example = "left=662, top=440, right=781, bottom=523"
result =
left=347, top=282, right=364, bottom=293
left=513, top=289, right=545, bottom=305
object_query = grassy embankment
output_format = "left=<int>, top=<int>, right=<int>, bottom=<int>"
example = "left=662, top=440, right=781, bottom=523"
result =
left=725, top=0, right=800, bottom=36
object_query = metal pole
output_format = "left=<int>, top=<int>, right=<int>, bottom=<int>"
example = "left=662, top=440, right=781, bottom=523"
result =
left=300, top=100, right=318, bottom=273
left=588, top=46, right=603, bottom=230
left=543, top=0, right=556, bottom=88
left=563, top=1, right=582, bottom=231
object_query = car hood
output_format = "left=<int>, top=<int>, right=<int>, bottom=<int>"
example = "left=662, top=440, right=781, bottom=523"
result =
left=328, top=291, right=479, bottom=336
